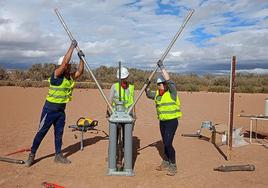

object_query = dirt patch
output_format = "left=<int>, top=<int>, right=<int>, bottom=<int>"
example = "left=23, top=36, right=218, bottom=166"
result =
left=0, top=87, right=267, bottom=188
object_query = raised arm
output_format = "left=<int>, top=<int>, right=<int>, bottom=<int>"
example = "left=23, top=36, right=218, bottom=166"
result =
left=157, top=61, right=177, bottom=101
left=73, top=50, right=85, bottom=80
left=55, top=40, right=77, bottom=77
left=157, top=60, right=170, bottom=81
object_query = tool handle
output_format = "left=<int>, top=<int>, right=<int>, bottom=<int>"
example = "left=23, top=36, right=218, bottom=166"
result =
left=127, top=9, right=194, bottom=114
left=54, top=9, right=114, bottom=113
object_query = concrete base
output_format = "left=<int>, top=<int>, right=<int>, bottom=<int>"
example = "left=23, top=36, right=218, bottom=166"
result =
left=107, top=168, right=135, bottom=176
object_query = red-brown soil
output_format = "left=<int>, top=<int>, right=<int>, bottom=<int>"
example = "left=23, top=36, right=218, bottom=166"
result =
left=0, top=87, right=267, bottom=188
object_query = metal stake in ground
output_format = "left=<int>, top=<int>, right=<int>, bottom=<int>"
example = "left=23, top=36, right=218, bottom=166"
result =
left=127, top=9, right=195, bottom=114
left=54, top=8, right=114, bottom=113
left=227, top=56, right=236, bottom=160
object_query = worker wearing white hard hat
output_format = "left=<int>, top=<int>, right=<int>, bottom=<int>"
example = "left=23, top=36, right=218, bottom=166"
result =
left=145, top=60, right=182, bottom=176
left=108, top=66, right=135, bottom=114
left=25, top=40, right=86, bottom=167
left=116, top=66, right=129, bottom=79
left=108, top=65, right=136, bottom=169
left=156, top=75, right=166, bottom=84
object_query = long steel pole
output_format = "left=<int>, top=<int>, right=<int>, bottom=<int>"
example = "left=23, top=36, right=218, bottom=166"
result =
left=127, top=9, right=194, bottom=114
left=119, top=61, right=121, bottom=102
left=54, top=9, right=114, bottom=113
left=227, top=56, right=236, bottom=160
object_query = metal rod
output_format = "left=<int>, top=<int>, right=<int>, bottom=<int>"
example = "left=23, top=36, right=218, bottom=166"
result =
left=214, top=164, right=255, bottom=172
left=54, top=8, right=114, bottom=113
left=127, top=9, right=194, bottom=114
left=81, top=130, right=84, bottom=151
left=119, top=61, right=121, bottom=102
left=227, top=56, right=236, bottom=160
left=0, top=156, right=25, bottom=164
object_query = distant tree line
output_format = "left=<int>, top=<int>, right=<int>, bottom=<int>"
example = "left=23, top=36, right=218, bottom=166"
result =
left=0, top=63, right=267, bottom=93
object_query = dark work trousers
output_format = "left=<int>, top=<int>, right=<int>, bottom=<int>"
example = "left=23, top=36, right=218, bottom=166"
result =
left=159, top=118, right=178, bottom=164
left=31, top=107, right=66, bottom=155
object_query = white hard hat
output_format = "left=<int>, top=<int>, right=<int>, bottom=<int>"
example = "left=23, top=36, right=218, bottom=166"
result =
left=57, top=56, right=64, bottom=65
left=116, top=66, right=129, bottom=79
left=156, top=75, right=165, bottom=84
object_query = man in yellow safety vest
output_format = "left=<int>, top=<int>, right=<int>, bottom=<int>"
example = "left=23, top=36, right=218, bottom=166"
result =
left=108, top=66, right=135, bottom=116
left=107, top=66, right=135, bottom=168
left=25, top=40, right=85, bottom=167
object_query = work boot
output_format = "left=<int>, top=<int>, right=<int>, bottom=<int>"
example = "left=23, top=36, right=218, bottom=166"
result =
left=25, top=153, right=35, bottom=167
left=166, top=163, right=177, bottom=176
left=54, top=153, right=71, bottom=164
left=155, top=160, right=170, bottom=171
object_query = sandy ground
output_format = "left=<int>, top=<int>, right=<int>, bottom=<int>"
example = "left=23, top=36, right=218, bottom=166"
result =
left=0, top=86, right=267, bottom=188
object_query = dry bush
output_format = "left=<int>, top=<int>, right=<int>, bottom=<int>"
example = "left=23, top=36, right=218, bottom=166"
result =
left=0, top=80, right=15, bottom=86
left=0, top=64, right=267, bottom=93
left=208, top=86, right=229, bottom=92
left=0, top=67, right=9, bottom=80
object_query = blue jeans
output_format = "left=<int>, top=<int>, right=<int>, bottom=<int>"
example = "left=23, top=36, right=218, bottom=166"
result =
left=159, top=118, right=178, bottom=164
left=31, top=107, right=66, bottom=154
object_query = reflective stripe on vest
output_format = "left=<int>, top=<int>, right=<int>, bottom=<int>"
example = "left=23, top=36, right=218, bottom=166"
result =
left=112, top=83, right=134, bottom=109
left=46, top=76, right=75, bottom=104
left=154, top=90, right=182, bottom=121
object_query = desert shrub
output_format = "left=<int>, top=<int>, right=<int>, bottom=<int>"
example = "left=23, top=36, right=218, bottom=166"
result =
left=178, top=83, right=200, bottom=92
left=212, top=77, right=229, bottom=86
left=235, top=85, right=254, bottom=93
left=75, top=82, right=91, bottom=89
left=30, top=81, right=49, bottom=88
left=1, top=63, right=267, bottom=93
left=27, top=63, right=55, bottom=81
left=8, top=70, right=28, bottom=81
left=0, top=80, right=15, bottom=86
left=94, top=66, right=117, bottom=82
left=208, top=86, right=229, bottom=92
left=261, top=77, right=268, bottom=86
left=0, top=67, right=8, bottom=80
left=260, top=86, right=268, bottom=93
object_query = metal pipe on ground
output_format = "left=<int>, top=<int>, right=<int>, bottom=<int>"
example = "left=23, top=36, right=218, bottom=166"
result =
left=127, top=9, right=195, bottom=114
left=54, top=8, right=114, bottom=113
left=0, top=156, right=25, bottom=164
left=214, top=164, right=255, bottom=172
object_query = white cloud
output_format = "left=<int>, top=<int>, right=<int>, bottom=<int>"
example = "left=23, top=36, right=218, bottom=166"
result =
left=21, top=50, right=47, bottom=58
left=237, top=68, right=268, bottom=74
left=0, top=0, right=267, bottom=73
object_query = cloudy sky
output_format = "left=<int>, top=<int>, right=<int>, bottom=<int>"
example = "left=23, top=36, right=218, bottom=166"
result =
left=0, top=0, right=267, bottom=74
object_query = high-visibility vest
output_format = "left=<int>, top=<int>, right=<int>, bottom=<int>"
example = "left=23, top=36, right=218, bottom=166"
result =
left=46, top=76, right=75, bottom=104
left=112, top=83, right=134, bottom=109
left=154, top=90, right=182, bottom=121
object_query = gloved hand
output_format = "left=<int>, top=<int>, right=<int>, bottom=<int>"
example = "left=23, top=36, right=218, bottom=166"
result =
left=78, top=50, right=85, bottom=60
left=145, top=78, right=151, bottom=90
left=71, top=39, right=78, bottom=48
left=157, top=60, right=164, bottom=69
